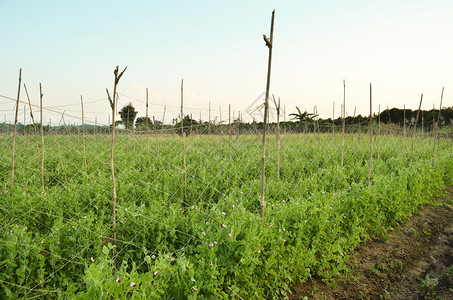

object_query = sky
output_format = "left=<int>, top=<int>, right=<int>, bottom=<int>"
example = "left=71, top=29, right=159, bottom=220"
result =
left=0, top=0, right=452, bottom=125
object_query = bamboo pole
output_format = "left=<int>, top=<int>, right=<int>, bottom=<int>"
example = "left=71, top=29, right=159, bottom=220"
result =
left=106, top=65, right=127, bottom=243
left=451, top=120, right=453, bottom=158
left=219, top=106, right=222, bottom=135
left=403, top=104, right=406, bottom=151
left=153, top=116, right=159, bottom=157
left=432, top=87, right=444, bottom=166
left=23, top=105, right=26, bottom=153
left=11, top=68, right=22, bottom=190
left=260, top=10, right=275, bottom=219
left=181, top=79, right=187, bottom=204
left=229, top=104, right=231, bottom=161
left=208, top=101, right=211, bottom=135
left=351, top=106, right=356, bottom=157
left=273, top=95, right=281, bottom=183
left=283, top=105, right=286, bottom=135
left=367, top=83, right=373, bottom=186
left=332, top=102, right=335, bottom=144
left=146, top=88, right=150, bottom=174
left=377, top=105, right=381, bottom=160
left=237, top=111, right=241, bottom=141
left=81, top=95, right=87, bottom=170
left=410, top=94, right=423, bottom=166
left=39, top=83, right=45, bottom=193
left=341, top=79, right=346, bottom=167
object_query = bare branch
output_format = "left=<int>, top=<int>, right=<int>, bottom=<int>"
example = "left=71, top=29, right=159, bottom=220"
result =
left=106, top=88, right=113, bottom=109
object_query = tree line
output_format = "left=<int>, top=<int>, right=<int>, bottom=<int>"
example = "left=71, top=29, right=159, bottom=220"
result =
left=2, top=104, right=453, bottom=135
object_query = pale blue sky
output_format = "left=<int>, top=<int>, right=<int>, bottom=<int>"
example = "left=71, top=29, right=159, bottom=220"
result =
left=1, top=0, right=452, bottom=125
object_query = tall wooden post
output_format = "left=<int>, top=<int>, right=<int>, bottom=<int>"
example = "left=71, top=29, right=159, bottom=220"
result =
left=341, top=80, right=346, bottom=167
left=24, top=84, right=39, bottom=155
left=332, top=102, right=335, bottom=143
left=11, top=69, right=22, bottom=190
left=403, top=105, right=406, bottom=151
left=377, top=105, right=381, bottom=160
left=229, top=104, right=231, bottom=161
left=81, top=95, right=87, bottom=170
left=273, top=95, right=281, bottom=183
left=260, top=10, right=275, bottom=219
left=410, top=94, right=423, bottom=166
left=367, top=83, right=373, bottom=186
left=432, top=87, right=444, bottom=166
left=181, top=79, right=187, bottom=204
left=219, top=106, right=222, bottom=135
left=208, top=101, right=211, bottom=135
left=40, top=83, right=45, bottom=193
left=146, top=88, right=150, bottom=173
left=106, top=65, right=127, bottom=243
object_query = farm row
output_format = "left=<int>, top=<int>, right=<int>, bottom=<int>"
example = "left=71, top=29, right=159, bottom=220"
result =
left=0, top=131, right=452, bottom=298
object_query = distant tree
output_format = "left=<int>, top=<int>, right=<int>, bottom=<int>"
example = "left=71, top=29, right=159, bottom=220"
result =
left=114, top=120, right=123, bottom=129
left=174, top=115, right=198, bottom=136
left=118, top=103, right=138, bottom=130
left=135, top=117, right=152, bottom=130
left=136, top=117, right=164, bottom=130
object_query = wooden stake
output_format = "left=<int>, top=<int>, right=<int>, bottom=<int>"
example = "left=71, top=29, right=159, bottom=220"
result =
left=260, top=10, right=275, bottom=219
left=153, top=116, right=159, bottom=157
left=24, top=84, right=39, bottom=155
left=410, top=94, right=423, bottom=166
left=23, top=105, right=26, bottom=153
left=432, top=87, right=444, bottom=166
left=219, top=106, right=222, bottom=135
left=341, top=79, right=346, bottom=167
left=273, top=95, right=281, bottom=183
left=237, top=111, right=241, bottom=141
left=181, top=79, right=187, bottom=204
left=451, top=120, right=453, bottom=158
left=106, top=65, right=127, bottom=243
left=332, top=102, right=335, bottom=143
left=146, top=88, right=150, bottom=174
left=39, top=83, right=45, bottom=193
left=367, top=83, right=373, bottom=186
left=208, top=101, right=211, bottom=135
left=81, top=95, right=87, bottom=170
left=403, top=104, right=406, bottom=151
left=283, top=105, right=286, bottom=134
left=378, top=105, right=381, bottom=160
left=162, top=104, right=166, bottom=125
left=229, top=104, right=231, bottom=161
left=11, top=68, right=22, bottom=190
left=351, top=106, right=356, bottom=157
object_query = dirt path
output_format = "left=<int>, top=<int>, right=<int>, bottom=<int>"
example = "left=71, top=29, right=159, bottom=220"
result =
left=290, top=188, right=453, bottom=299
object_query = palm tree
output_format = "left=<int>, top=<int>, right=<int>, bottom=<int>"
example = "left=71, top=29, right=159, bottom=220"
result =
left=289, top=106, right=316, bottom=122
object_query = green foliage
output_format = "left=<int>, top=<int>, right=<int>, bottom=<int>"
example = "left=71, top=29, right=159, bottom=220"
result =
left=0, top=133, right=451, bottom=298
left=118, top=103, right=138, bottom=130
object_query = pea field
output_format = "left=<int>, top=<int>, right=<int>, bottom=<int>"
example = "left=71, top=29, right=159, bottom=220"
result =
left=1, top=123, right=452, bottom=299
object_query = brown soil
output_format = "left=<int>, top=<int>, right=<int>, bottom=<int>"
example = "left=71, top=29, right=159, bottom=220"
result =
left=290, top=188, right=453, bottom=299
